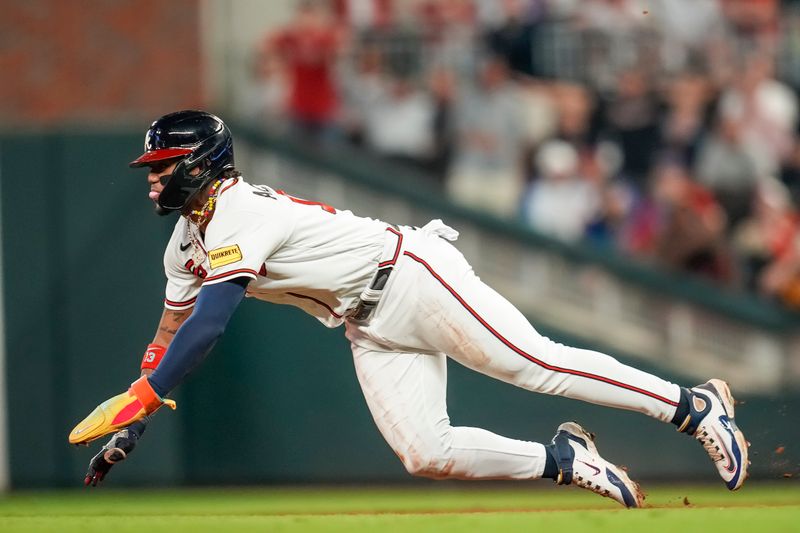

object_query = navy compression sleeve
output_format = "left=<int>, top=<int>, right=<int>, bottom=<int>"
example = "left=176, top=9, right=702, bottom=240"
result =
left=148, top=278, right=248, bottom=398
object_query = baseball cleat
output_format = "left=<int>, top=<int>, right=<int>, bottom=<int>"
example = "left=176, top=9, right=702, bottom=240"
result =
left=550, top=421, right=645, bottom=508
left=676, top=379, right=749, bottom=490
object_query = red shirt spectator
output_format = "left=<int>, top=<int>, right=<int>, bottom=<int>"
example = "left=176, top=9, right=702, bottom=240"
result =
left=264, top=2, right=344, bottom=129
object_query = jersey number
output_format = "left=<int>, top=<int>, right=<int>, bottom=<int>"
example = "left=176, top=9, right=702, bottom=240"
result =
left=185, top=259, right=207, bottom=279
left=277, top=190, right=337, bottom=214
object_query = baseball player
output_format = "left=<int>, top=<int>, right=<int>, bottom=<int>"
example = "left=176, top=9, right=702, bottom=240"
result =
left=69, top=110, right=749, bottom=507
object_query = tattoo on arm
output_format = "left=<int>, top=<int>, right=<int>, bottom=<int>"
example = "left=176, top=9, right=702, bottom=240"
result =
left=153, top=308, right=193, bottom=345
left=167, top=310, right=189, bottom=322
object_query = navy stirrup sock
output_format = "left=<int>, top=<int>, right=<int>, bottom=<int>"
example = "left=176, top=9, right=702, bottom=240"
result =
left=542, top=444, right=559, bottom=480
left=670, top=387, right=692, bottom=427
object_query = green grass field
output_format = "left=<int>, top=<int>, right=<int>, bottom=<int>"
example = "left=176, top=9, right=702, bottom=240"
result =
left=1, top=483, right=798, bottom=532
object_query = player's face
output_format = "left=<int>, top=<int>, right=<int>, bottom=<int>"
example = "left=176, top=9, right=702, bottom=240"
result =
left=146, top=159, right=180, bottom=205
left=145, top=158, right=204, bottom=207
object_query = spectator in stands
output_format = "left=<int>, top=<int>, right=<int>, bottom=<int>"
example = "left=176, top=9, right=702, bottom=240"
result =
left=361, top=76, right=436, bottom=170
left=358, top=7, right=425, bottom=82
left=660, top=71, right=712, bottom=169
left=484, top=0, right=546, bottom=77
left=242, top=49, right=288, bottom=128
left=573, top=0, right=658, bottom=91
left=552, top=82, right=596, bottom=152
left=650, top=159, right=735, bottom=283
left=648, top=0, right=723, bottom=73
left=521, top=140, right=600, bottom=241
left=446, top=55, right=526, bottom=217
left=339, top=44, right=385, bottom=146
left=598, top=68, right=663, bottom=190
left=717, top=51, right=798, bottom=178
left=694, top=115, right=759, bottom=231
left=261, top=0, right=345, bottom=142
left=417, top=0, right=481, bottom=74
left=733, top=177, right=800, bottom=298
left=585, top=178, right=636, bottom=248
left=550, top=82, right=619, bottom=188
left=515, top=78, right=558, bottom=179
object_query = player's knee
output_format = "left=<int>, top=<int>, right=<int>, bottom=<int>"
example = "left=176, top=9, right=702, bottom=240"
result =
left=399, top=445, right=455, bottom=479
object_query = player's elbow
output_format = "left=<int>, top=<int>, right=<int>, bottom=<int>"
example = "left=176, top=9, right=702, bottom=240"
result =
left=185, top=313, right=227, bottom=343
left=207, top=319, right=228, bottom=340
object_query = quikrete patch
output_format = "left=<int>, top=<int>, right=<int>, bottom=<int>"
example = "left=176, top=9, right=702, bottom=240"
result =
left=208, top=245, right=243, bottom=269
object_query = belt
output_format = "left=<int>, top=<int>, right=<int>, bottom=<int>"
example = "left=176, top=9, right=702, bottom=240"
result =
left=348, top=225, right=403, bottom=322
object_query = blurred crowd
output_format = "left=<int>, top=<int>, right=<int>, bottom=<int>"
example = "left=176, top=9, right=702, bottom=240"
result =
left=245, top=0, right=800, bottom=308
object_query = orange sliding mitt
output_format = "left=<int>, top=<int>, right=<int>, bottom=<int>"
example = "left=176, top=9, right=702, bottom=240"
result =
left=68, top=376, right=176, bottom=445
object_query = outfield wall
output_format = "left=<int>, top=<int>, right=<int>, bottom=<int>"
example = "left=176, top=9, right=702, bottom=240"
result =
left=1, top=131, right=798, bottom=488
left=0, top=143, right=8, bottom=491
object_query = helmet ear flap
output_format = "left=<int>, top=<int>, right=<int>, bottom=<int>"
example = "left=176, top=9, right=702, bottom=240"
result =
left=157, top=158, right=196, bottom=212
left=157, top=155, right=219, bottom=214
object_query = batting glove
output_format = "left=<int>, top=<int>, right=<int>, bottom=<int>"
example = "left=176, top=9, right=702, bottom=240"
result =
left=84, top=429, right=138, bottom=487
left=69, top=376, right=175, bottom=445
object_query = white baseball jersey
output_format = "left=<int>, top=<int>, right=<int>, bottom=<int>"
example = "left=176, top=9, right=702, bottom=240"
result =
left=161, top=173, right=684, bottom=484
left=163, top=176, right=388, bottom=327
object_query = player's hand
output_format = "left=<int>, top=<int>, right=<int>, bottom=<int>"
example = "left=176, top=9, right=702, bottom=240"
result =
left=69, top=376, right=176, bottom=445
left=84, top=429, right=138, bottom=487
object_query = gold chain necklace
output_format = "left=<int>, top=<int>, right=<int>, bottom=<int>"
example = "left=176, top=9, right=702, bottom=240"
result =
left=184, top=178, right=225, bottom=265
left=188, top=178, right=224, bottom=225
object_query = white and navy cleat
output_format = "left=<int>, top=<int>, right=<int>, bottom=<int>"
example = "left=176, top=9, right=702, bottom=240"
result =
left=551, top=421, right=645, bottom=508
left=677, top=379, right=749, bottom=490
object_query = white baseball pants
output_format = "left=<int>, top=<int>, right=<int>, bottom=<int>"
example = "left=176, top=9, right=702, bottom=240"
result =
left=345, top=222, right=682, bottom=479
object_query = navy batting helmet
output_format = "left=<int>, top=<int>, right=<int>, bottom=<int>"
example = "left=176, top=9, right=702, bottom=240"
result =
left=130, top=110, right=234, bottom=215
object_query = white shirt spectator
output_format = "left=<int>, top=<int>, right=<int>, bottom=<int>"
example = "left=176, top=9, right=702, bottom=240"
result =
left=718, top=55, right=798, bottom=176
left=522, top=140, right=600, bottom=241
left=363, top=80, right=435, bottom=159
